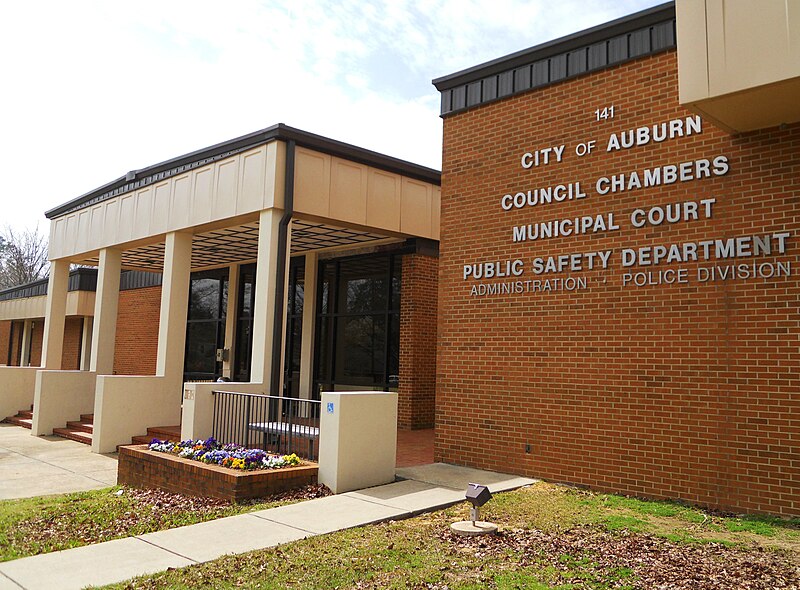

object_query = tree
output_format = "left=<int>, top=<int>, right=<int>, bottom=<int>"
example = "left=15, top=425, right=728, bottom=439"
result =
left=0, top=226, right=49, bottom=289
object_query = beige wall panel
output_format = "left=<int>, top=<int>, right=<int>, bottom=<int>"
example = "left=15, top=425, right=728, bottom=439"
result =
left=706, top=0, right=800, bottom=96
left=191, top=167, right=215, bottom=226
left=170, top=174, right=191, bottom=230
left=399, top=178, right=432, bottom=237
left=329, top=158, right=368, bottom=225
left=133, top=188, right=153, bottom=240
left=366, top=170, right=401, bottom=232
left=264, top=142, right=280, bottom=210
left=88, top=206, right=104, bottom=251
left=103, top=200, right=119, bottom=245
left=213, top=159, right=239, bottom=220
left=0, top=297, right=44, bottom=321
left=675, top=0, right=709, bottom=103
left=50, top=218, right=66, bottom=259
left=431, top=186, right=441, bottom=241
left=64, top=215, right=78, bottom=259
left=238, top=147, right=267, bottom=214
left=294, top=148, right=331, bottom=218
left=678, top=0, right=800, bottom=130
left=151, top=182, right=171, bottom=235
left=76, top=210, right=92, bottom=253
left=118, top=195, right=135, bottom=243
left=68, top=291, right=96, bottom=317
left=0, top=291, right=95, bottom=322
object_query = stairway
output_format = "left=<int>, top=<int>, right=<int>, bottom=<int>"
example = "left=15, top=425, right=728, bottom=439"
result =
left=2, top=406, right=33, bottom=429
left=53, top=414, right=94, bottom=445
left=129, top=425, right=182, bottom=446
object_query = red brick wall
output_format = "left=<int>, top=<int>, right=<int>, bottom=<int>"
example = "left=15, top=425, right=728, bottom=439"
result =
left=0, top=321, right=11, bottom=365
left=60, top=317, right=83, bottom=370
left=114, top=286, right=161, bottom=375
left=437, top=50, right=800, bottom=516
left=399, top=254, right=439, bottom=429
left=10, top=322, right=23, bottom=366
left=29, top=320, right=43, bottom=366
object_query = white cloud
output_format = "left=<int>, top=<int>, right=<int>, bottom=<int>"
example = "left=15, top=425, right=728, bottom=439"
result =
left=0, top=0, right=663, bottom=232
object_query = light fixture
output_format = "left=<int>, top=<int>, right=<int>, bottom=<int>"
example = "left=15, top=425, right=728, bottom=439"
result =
left=450, top=482, right=498, bottom=537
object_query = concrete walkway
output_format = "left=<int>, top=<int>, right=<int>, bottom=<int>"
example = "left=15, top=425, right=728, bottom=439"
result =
left=0, top=462, right=536, bottom=590
left=0, top=424, right=117, bottom=500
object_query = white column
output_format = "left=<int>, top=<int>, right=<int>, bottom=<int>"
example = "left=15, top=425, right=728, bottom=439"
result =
left=80, top=317, right=93, bottom=371
left=222, top=264, right=240, bottom=379
left=90, top=248, right=121, bottom=374
left=41, top=259, right=69, bottom=369
left=156, top=232, right=192, bottom=384
left=249, top=208, right=283, bottom=386
left=20, top=319, right=32, bottom=366
left=298, top=252, right=318, bottom=399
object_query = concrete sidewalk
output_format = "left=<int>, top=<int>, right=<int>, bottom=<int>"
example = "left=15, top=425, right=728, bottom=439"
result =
left=0, top=424, right=117, bottom=500
left=0, top=463, right=536, bottom=590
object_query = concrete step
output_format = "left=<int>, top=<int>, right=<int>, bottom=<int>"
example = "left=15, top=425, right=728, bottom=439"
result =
left=3, top=416, right=33, bottom=429
left=65, top=421, right=93, bottom=434
left=146, top=425, right=182, bottom=441
left=80, top=414, right=94, bottom=424
left=128, top=425, right=182, bottom=447
left=52, top=428, right=92, bottom=445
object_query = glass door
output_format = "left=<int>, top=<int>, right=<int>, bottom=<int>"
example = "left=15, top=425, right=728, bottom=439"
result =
left=184, top=268, right=228, bottom=381
left=282, top=256, right=305, bottom=398
left=233, top=264, right=256, bottom=382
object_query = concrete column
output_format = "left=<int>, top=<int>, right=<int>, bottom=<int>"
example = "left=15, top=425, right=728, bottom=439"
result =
left=90, top=248, right=121, bottom=374
left=156, top=232, right=192, bottom=384
left=41, top=259, right=69, bottom=369
left=20, top=319, right=32, bottom=366
left=222, top=263, right=240, bottom=379
left=298, top=252, right=318, bottom=399
left=80, top=317, right=93, bottom=371
left=249, top=208, right=283, bottom=386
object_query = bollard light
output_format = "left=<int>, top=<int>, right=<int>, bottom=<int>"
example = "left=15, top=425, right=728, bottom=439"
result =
left=450, top=482, right=498, bottom=537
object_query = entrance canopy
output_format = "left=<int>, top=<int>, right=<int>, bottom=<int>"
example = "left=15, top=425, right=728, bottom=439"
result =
left=45, top=124, right=440, bottom=272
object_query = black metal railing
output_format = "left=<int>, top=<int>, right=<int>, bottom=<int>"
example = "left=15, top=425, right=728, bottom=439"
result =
left=211, top=391, right=321, bottom=461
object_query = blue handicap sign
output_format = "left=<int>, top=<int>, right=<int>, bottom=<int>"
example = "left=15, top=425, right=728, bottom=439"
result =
left=327, top=402, right=334, bottom=414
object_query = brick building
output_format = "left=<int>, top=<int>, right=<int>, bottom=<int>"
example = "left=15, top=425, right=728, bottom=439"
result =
left=1, top=125, right=440, bottom=452
left=1, top=0, right=797, bottom=516
left=433, top=2, right=799, bottom=515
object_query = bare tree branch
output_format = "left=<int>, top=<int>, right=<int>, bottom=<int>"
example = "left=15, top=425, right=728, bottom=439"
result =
left=0, top=225, right=49, bottom=289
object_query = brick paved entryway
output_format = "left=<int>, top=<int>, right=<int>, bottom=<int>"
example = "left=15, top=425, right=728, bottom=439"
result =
left=396, top=428, right=434, bottom=468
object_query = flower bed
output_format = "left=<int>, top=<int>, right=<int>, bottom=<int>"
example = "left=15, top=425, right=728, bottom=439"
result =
left=148, top=437, right=301, bottom=471
left=118, top=442, right=318, bottom=503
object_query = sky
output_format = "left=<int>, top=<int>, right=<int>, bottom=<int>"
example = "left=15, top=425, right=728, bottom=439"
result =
left=0, top=0, right=664, bottom=234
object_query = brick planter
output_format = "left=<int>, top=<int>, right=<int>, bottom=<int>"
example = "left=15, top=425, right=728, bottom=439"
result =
left=118, top=445, right=318, bottom=503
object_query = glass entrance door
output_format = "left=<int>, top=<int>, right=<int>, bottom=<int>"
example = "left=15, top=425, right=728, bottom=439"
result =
left=233, top=264, right=256, bottom=382
left=184, top=268, right=229, bottom=381
left=313, top=253, right=401, bottom=397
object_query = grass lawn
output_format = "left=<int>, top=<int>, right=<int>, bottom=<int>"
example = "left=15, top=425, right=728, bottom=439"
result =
left=0, top=484, right=329, bottom=562
left=98, top=482, right=800, bottom=590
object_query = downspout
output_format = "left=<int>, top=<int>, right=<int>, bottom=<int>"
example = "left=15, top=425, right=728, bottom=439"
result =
left=270, top=139, right=295, bottom=395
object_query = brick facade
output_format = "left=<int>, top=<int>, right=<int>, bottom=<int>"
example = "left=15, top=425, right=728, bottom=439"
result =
left=114, top=286, right=161, bottom=375
left=0, top=321, right=12, bottom=365
left=61, top=317, right=83, bottom=370
left=28, top=320, right=43, bottom=367
left=437, top=50, right=800, bottom=516
left=398, top=254, right=438, bottom=429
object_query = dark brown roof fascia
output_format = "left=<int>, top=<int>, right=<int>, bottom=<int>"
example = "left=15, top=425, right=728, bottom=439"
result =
left=432, top=1, right=675, bottom=91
